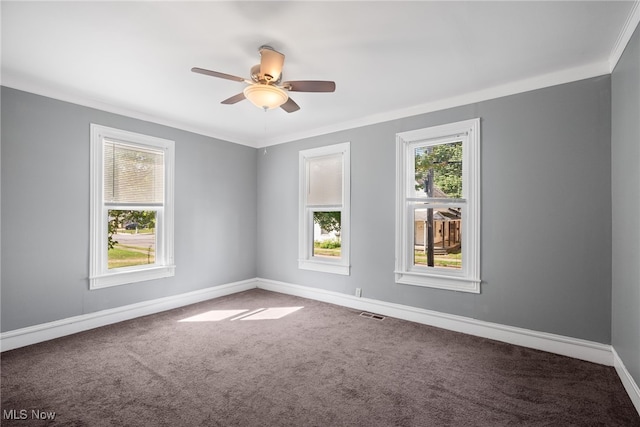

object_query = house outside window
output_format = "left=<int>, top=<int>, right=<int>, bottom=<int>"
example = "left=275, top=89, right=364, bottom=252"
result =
left=90, top=124, right=175, bottom=289
left=395, top=119, right=480, bottom=293
left=299, top=142, right=350, bottom=275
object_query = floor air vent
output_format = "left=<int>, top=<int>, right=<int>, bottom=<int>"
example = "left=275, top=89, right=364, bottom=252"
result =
left=360, top=312, right=385, bottom=320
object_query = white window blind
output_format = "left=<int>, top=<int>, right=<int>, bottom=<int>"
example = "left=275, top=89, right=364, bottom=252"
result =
left=299, top=143, right=350, bottom=276
left=90, top=124, right=175, bottom=289
left=104, top=141, right=164, bottom=205
left=307, top=153, right=343, bottom=206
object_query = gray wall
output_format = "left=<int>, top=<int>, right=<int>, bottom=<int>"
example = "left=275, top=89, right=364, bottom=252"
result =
left=612, top=24, right=640, bottom=386
left=0, top=74, right=617, bottom=346
left=1, top=87, right=257, bottom=332
left=257, top=76, right=613, bottom=344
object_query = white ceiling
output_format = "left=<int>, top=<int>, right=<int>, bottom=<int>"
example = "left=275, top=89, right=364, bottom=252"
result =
left=2, top=1, right=638, bottom=148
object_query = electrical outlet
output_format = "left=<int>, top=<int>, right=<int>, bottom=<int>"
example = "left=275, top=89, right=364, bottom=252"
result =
left=355, top=288, right=362, bottom=298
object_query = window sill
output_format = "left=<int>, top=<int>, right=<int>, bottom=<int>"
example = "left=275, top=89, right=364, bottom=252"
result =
left=395, top=271, right=480, bottom=293
left=90, top=265, right=175, bottom=290
left=299, top=259, right=350, bottom=276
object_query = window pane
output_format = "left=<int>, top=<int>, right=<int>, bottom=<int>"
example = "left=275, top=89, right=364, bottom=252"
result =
left=414, top=141, right=462, bottom=199
left=108, top=209, right=156, bottom=269
left=307, top=153, right=342, bottom=205
left=104, top=141, right=164, bottom=204
left=413, top=207, right=462, bottom=269
left=313, top=211, right=341, bottom=258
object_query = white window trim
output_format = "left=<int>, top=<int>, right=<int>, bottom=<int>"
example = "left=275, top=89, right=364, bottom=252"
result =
left=298, top=142, right=350, bottom=275
left=395, top=118, right=480, bottom=293
left=89, top=124, right=175, bottom=289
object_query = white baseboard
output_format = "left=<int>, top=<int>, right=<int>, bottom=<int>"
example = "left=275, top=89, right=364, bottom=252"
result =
left=255, top=278, right=613, bottom=366
left=613, top=347, right=640, bottom=415
left=3, top=276, right=637, bottom=415
left=0, top=278, right=256, bottom=352
left=1, top=277, right=615, bottom=366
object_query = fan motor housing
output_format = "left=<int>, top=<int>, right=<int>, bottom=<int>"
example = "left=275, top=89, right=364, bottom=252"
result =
left=251, top=64, right=281, bottom=84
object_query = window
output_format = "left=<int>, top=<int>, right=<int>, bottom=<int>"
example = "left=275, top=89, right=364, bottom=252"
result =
left=299, top=142, right=350, bottom=275
left=395, top=119, right=480, bottom=293
left=90, top=124, right=175, bottom=289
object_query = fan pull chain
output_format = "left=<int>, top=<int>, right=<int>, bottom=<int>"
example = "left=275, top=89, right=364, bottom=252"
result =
left=263, top=108, right=268, bottom=155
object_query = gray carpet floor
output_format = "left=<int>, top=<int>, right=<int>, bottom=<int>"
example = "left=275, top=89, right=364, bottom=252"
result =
left=1, top=289, right=639, bottom=426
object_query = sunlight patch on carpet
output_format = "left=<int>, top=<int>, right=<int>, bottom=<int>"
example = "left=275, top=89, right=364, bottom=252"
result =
left=178, top=309, right=248, bottom=322
left=178, top=307, right=304, bottom=322
left=239, top=307, right=304, bottom=320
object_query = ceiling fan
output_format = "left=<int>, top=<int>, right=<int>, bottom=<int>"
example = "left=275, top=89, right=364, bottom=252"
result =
left=192, top=45, right=335, bottom=113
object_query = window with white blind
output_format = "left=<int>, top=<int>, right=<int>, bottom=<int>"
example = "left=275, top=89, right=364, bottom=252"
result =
left=90, top=124, right=175, bottom=289
left=395, top=119, right=480, bottom=293
left=299, top=142, right=350, bottom=275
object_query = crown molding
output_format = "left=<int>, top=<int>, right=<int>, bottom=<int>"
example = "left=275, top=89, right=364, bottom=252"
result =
left=0, top=73, right=259, bottom=148
left=610, top=0, right=640, bottom=72
left=1, top=58, right=611, bottom=150
left=259, top=61, right=610, bottom=148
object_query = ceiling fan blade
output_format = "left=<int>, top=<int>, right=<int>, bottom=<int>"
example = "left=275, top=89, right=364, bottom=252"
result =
left=259, top=46, right=285, bottom=82
left=283, top=80, right=336, bottom=92
left=280, top=97, right=300, bottom=113
left=221, top=92, right=246, bottom=105
left=191, top=67, right=245, bottom=83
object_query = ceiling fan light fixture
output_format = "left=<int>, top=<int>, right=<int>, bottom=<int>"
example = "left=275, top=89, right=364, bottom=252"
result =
left=193, top=45, right=334, bottom=113
left=243, top=84, right=288, bottom=110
